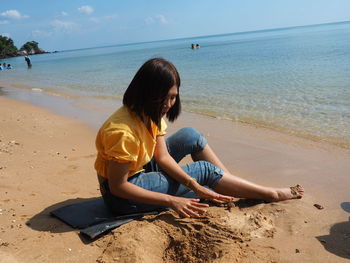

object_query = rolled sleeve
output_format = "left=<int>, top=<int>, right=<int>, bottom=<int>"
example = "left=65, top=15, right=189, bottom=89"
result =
left=157, top=118, right=167, bottom=136
left=103, top=130, right=140, bottom=163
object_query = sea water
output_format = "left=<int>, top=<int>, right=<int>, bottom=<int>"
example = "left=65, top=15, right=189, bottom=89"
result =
left=1, top=21, right=350, bottom=148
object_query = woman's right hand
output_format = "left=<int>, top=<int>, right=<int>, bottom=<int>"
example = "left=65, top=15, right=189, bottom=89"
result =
left=192, top=184, right=233, bottom=203
left=169, top=196, right=209, bottom=218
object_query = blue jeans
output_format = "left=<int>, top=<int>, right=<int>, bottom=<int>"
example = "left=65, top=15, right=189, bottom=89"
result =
left=101, top=127, right=224, bottom=215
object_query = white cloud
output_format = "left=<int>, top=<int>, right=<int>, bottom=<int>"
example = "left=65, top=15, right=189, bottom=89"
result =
left=89, top=17, right=99, bottom=23
left=31, top=19, right=78, bottom=39
left=32, top=29, right=53, bottom=38
left=61, top=11, right=68, bottom=17
left=0, top=10, right=29, bottom=19
left=78, top=5, right=94, bottom=15
left=155, top=15, right=168, bottom=24
left=145, top=17, right=155, bottom=24
left=145, top=14, right=169, bottom=25
left=0, top=20, right=9, bottom=24
left=89, top=14, right=117, bottom=23
left=51, top=19, right=79, bottom=33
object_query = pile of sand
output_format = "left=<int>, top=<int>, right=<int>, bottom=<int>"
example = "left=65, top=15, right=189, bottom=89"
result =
left=97, top=199, right=312, bottom=263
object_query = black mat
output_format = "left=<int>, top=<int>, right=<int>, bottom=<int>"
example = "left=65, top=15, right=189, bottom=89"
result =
left=50, top=198, right=159, bottom=239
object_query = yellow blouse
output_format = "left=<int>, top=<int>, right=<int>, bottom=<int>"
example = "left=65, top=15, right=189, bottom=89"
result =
left=94, top=106, right=167, bottom=178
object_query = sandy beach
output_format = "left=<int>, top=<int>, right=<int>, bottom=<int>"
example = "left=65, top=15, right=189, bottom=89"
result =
left=1, top=93, right=350, bottom=263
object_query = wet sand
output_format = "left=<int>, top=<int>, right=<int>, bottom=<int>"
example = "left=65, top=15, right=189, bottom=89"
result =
left=0, top=89, right=349, bottom=262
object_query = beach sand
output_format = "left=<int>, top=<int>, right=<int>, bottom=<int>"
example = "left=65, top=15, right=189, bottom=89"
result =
left=1, top=95, right=350, bottom=262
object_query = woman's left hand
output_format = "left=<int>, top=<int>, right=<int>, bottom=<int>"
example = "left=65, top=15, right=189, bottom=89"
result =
left=193, top=184, right=233, bottom=203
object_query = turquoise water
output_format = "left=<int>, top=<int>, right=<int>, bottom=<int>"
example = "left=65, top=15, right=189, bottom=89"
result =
left=1, top=22, right=350, bottom=148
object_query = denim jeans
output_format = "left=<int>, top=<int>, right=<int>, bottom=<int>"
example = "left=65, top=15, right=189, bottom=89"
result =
left=101, top=127, right=224, bottom=215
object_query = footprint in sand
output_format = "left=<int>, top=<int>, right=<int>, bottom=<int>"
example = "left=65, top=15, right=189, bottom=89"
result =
left=68, top=154, right=96, bottom=161
left=61, top=190, right=79, bottom=195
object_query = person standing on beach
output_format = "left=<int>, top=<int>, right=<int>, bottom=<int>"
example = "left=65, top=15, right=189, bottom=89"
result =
left=95, top=58, right=304, bottom=218
left=24, top=55, right=32, bottom=67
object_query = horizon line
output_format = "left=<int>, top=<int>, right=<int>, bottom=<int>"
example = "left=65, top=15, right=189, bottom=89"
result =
left=59, top=20, right=350, bottom=53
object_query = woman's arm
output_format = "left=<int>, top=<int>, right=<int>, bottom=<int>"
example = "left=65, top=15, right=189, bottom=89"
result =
left=107, top=160, right=209, bottom=217
left=153, top=135, right=233, bottom=203
left=153, top=135, right=197, bottom=186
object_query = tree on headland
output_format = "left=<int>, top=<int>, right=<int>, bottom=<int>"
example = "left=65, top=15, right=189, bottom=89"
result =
left=0, top=35, right=18, bottom=58
left=20, top=41, right=45, bottom=55
left=0, top=35, right=47, bottom=59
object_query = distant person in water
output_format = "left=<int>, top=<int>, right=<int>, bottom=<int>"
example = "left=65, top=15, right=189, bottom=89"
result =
left=191, top=44, right=200, bottom=49
left=94, top=57, right=304, bottom=218
left=24, top=55, right=32, bottom=67
left=6, top=64, right=12, bottom=69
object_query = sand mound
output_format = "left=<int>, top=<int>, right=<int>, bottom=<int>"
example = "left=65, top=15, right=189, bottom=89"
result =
left=97, top=201, right=286, bottom=263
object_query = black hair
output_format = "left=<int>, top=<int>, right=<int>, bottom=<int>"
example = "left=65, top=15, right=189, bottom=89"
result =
left=123, top=57, right=181, bottom=127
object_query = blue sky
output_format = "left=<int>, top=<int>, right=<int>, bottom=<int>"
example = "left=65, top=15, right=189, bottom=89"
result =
left=1, top=0, right=349, bottom=51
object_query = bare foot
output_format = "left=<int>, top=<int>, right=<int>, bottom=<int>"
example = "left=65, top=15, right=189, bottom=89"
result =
left=273, top=184, right=304, bottom=201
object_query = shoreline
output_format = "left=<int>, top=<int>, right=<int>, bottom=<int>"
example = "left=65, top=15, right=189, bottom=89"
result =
left=1, top=95, right=350, bottom=262
left=1, top=84, right=350, bottom=187
left=1, top=85, right=350, bottom=207
left=1, top=83, right=349, bottom=151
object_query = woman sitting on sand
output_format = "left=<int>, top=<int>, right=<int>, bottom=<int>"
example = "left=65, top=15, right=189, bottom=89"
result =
left=94, top=58, right=304, bottom=218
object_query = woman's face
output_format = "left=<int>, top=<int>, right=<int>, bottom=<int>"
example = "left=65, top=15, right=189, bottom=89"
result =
left=162, top=85, right=178, bottom=116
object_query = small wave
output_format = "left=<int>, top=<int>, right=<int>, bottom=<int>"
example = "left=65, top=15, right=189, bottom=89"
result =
left=31, top=88, right=43, bottom=92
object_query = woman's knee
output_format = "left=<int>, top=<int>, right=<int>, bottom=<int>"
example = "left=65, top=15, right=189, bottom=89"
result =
left=187, top=160, right=223, bottom=188
left=175, top=127, right=207, bottom=152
